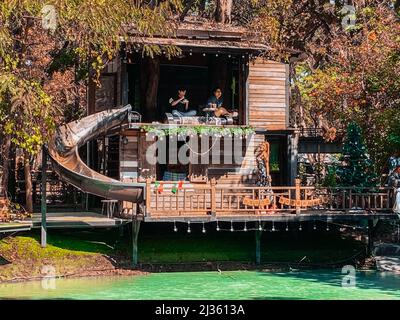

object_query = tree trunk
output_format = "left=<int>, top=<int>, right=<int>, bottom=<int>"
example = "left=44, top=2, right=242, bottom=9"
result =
left=214, top=0, right=232, bottom=24
left=140, top=56, right=160, bottom=122
left=0, top=136, right=11, bottom=198
left=24, top=151, right=33, bottom=213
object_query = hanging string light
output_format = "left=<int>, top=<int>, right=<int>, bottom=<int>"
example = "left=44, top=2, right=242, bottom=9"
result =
left=313, top=219, right=368, bottom=231
left=171, top=219, right=372, bottom=234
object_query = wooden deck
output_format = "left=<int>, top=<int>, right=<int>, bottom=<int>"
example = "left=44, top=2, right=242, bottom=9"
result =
left=143, top=179, right=398, bottom=222
left=0, top=221, right=32, bottom=233
left=32, top=212, right=129, bottom=228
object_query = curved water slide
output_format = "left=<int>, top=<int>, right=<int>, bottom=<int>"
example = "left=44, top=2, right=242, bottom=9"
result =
left=47, top=105, right=146, bottom=203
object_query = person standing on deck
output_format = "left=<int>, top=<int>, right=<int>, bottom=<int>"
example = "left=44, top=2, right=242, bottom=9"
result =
left=169, top=87, right=197, bottom=117
left=206, top=87, right=238, bottom=118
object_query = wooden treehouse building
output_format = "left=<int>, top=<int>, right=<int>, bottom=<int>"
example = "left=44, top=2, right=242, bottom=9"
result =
left=82, top=25, right=396, bottom=226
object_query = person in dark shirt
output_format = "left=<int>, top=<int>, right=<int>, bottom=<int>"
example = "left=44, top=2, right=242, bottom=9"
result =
left=206, top=87, right=238, bottom=118
left=169, top=88, right=197, bottom=117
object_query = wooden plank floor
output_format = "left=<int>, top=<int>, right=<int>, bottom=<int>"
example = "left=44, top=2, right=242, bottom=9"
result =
left=32, top=212, right=129, bottom=228
left=0, top=221, right=32, bottom=233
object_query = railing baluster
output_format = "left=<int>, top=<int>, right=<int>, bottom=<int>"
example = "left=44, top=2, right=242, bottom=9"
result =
left=349, top=190, right=352, bottom=211
left=252, top=189, right=255, bottom=211
left=295, top=179, right=301, bottom=214
left=220, top=189, right=223, bottom=210
left=342, top=190, right=346, bottom=210
left=183, top=189, right=186, bottom=210
left=386, top=190, right=390, bottom=209
left=155, top=188, right=158, bottom=210
left=176, top=189, right=179, bottom=210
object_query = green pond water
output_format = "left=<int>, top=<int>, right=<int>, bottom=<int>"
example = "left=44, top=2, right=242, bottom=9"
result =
left=0, top=270, right=399, bottom=300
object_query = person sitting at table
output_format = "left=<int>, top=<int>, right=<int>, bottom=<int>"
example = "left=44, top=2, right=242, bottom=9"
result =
left=206, top=87, right=238, bottom=118
left=169, top=87, right=197, bottom=117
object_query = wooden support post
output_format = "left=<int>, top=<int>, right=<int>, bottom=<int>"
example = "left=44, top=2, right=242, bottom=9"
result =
left=132, top=203, right=141, bottom=266
left=367, top=219, right=374, bottom=255
left=210, top=178, right=216, bottom=217
left=255, top=222, right=263, bottom=265
left=119, top=225, right=124, bottom=237
left=132, top=219, right=141, bottom=266
left=288, top=131, right=299, bottom=186
left=145, top=179, right=151, bottom=217
left=295, top=178, right=301, bottom=215
left=41, top=147, right=47, bottom=248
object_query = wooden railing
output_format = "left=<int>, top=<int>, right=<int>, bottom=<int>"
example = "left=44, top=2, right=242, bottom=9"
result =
left=145, top=179, right=396, bottom=218
left=299, top=127, right=344, bottom=138
left=314, top=187, right=395, bottom=212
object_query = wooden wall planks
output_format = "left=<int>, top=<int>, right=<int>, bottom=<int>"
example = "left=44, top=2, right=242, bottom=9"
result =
left=248, top=58, right=289, bottom=130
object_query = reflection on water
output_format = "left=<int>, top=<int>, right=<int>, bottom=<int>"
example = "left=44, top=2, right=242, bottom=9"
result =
left=0, top=270, right=399, bottom=300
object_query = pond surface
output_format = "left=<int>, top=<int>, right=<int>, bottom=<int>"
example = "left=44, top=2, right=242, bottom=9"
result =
left=0, top=270, right=399, bottom=300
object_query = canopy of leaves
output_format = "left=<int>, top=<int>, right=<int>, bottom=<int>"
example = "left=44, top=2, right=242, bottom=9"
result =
left=248, top=0, right=400, bottom=173
left=0, top=0, right=182, bottom=155
left=296, top=4, right=400, bottom=171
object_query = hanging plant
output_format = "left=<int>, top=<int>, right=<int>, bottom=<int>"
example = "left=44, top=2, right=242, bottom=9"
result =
left=140, top=125, right=255, bottom=138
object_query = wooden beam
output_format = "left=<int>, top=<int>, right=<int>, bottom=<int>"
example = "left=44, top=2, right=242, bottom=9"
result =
left=255, top=222, right=264, bottom=265
left=367, top=219, right=375, bottom=255
left=295, top=178, right=301, bottom=215
left=132, top=220, right=141, bottom=266
left=144, top=213, right=397, bottom=223
left=288, top=131, right=299, bottom=186
left=41, top=147, right=47, bottom=248
left=132, top=205, right=141, bottom=266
